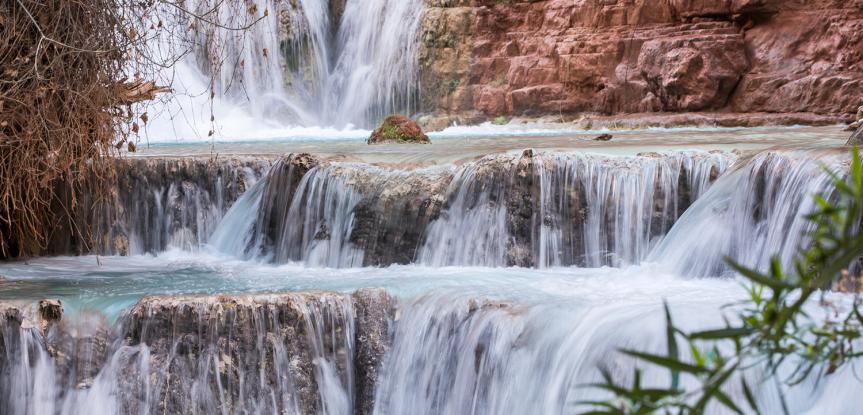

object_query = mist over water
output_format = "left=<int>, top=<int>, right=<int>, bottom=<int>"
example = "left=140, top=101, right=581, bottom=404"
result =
left=143, top=0, right=423, bottom=142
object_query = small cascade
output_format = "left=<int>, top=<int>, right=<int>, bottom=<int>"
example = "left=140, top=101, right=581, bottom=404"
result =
left=269, top=163, right=368, bottom=267
left=236, top=155, right=452, bottom=266
left=211, top=150, right=734, bottom=268
left=0, top=291, right=393, bottom=415
left=419, top=151, right=735, bottom=267
left=651, top=150, right=845, bottom=277
left=535, top=151, right=733, bottom=267
left=418, top=155, right=519, bottom=267
left=0, top=314, right=57, bottom=415
left=67, top=159, right=266, bottom=256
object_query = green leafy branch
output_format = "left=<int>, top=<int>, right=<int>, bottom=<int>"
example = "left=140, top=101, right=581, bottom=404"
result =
left=582, top=148, right=863, bottom=415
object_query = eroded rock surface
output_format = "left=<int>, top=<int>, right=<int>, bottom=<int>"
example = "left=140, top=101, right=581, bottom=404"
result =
left=420, top=0, right=863, bottom=124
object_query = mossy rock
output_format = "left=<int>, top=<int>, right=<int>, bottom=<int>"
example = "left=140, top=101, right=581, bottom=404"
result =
left=368, top=115, right=431, bottom=145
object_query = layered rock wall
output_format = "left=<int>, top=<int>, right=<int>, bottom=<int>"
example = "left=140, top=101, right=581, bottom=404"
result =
left=419, top=0, right=863, bottom=124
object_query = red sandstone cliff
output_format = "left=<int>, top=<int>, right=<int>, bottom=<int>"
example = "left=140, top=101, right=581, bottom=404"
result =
left=419, top=0, right=863, bottom=126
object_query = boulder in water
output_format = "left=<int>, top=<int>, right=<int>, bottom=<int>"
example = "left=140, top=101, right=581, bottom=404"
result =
left=368, top=115, right=431, bottom=144
left=594, top=133, right=613, bottom=141
left=39, top=299, right=63, bottom=322
left=848, top=123, right=863, bottom=146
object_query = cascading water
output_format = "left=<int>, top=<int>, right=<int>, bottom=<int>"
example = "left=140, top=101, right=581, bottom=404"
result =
left=209, top=150, right=733, bottom=268
left=3, top=147, right=862, bottom=414
left=146, top=0, right=424, bottom=139
left=650, top=150, right=845, bottom=277
left=90, top=159, right=264, bottom=256
left=534, top=151, right=731, bottom=267
left=232, top=155, right=452, bottom=266
left=418, top=156, right=516, bottom=267
left=0, top=292, right=380, bottom=415
left=372, top=289, right=859, bottom=415
left=418, top=151, right=735, bottom=267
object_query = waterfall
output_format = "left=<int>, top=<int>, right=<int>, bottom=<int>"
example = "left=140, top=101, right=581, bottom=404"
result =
left=650, top=150, right=845, bottom=277
left=0, top=291, right=392, bottom=415
left=233, top=156, right=452, bottom=266
left=83, top=159, right=265, bottom=256
left=418, top=156, right=515, bottom=267
left=147, top=0, right=424, bottom=137
left=372, top=291, right=858, bottom=415
left=208, top=151, right=735, bottom=268
left=419, top=151, right=735, bottom=267
left=535, top=151, right=732, bottom=267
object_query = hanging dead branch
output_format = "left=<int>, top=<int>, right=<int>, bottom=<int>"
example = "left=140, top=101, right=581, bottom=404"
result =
left=0, top=0, right=154, bottom=258
left=0, top=0, right=270, bottom=258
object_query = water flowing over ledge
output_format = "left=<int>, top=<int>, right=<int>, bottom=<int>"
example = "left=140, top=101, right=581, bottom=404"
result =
left=4, top=146, right=858, bottom=414
left=2, top=283, right=858, bottom=414
left=224, top=150, right=736, bottom=268
left=0, top=290, right=393, bottom=414
left=51, top=148, right=850, bottom=274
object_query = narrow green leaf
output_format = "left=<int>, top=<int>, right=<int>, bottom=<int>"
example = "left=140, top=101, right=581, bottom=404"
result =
left=664, top=301, right=681, bottom=390
left=852, top=146, right=862, bottom=191
left=715, top=390, right=744, bottom=415
left=727, top=259, right=795, bottom=290
left=621, top=350, right=710, bottom=375
left=741, top=378, right=761, bottom=415
left=688, top=327, right=754, bottom=340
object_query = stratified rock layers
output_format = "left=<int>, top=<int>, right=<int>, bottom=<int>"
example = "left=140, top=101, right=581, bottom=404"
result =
left=420, top=0, right=863, bottom=122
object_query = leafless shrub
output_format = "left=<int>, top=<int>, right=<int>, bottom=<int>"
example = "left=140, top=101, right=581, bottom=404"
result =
left=0, top=0, right=266, bottom=258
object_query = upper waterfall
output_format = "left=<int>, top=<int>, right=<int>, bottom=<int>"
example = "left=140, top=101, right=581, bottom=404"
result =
left=147, top=0, right=424, bottom=140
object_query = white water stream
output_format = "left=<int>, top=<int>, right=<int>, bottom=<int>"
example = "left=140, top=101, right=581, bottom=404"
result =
left=2, top=0, right=862, bottom=409
left=1, top=146, right=861, bottom=414
left=142, top=0, right=423, bottom=141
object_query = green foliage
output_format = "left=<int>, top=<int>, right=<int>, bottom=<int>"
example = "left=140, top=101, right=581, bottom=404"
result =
left=581, top=148, right=863, bottom=414
left=492, top=116, right=510, bottom=126
left=379, top=122, right=412, bottom=142
left=445, top=78, right=460, bottom=94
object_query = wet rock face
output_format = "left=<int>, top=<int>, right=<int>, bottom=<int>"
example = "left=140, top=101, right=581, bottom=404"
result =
left=352, top=288, right=396, bottom=415
left=253, top=157, right=452, bottom=266
left=120, top=293, right=350, bottom=414
left=368, top=114, right=432, bottom=144
left=420, top=0, right=863, bottom=120
left=47, top=157, right=268, bottom=257
left=116, top=290, right=395, bottom=414
left=0, top=290, right=396, bottom=414
left=506, top=150, right=541, bottom=267
left=0, top=301, right=112, bottom=411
